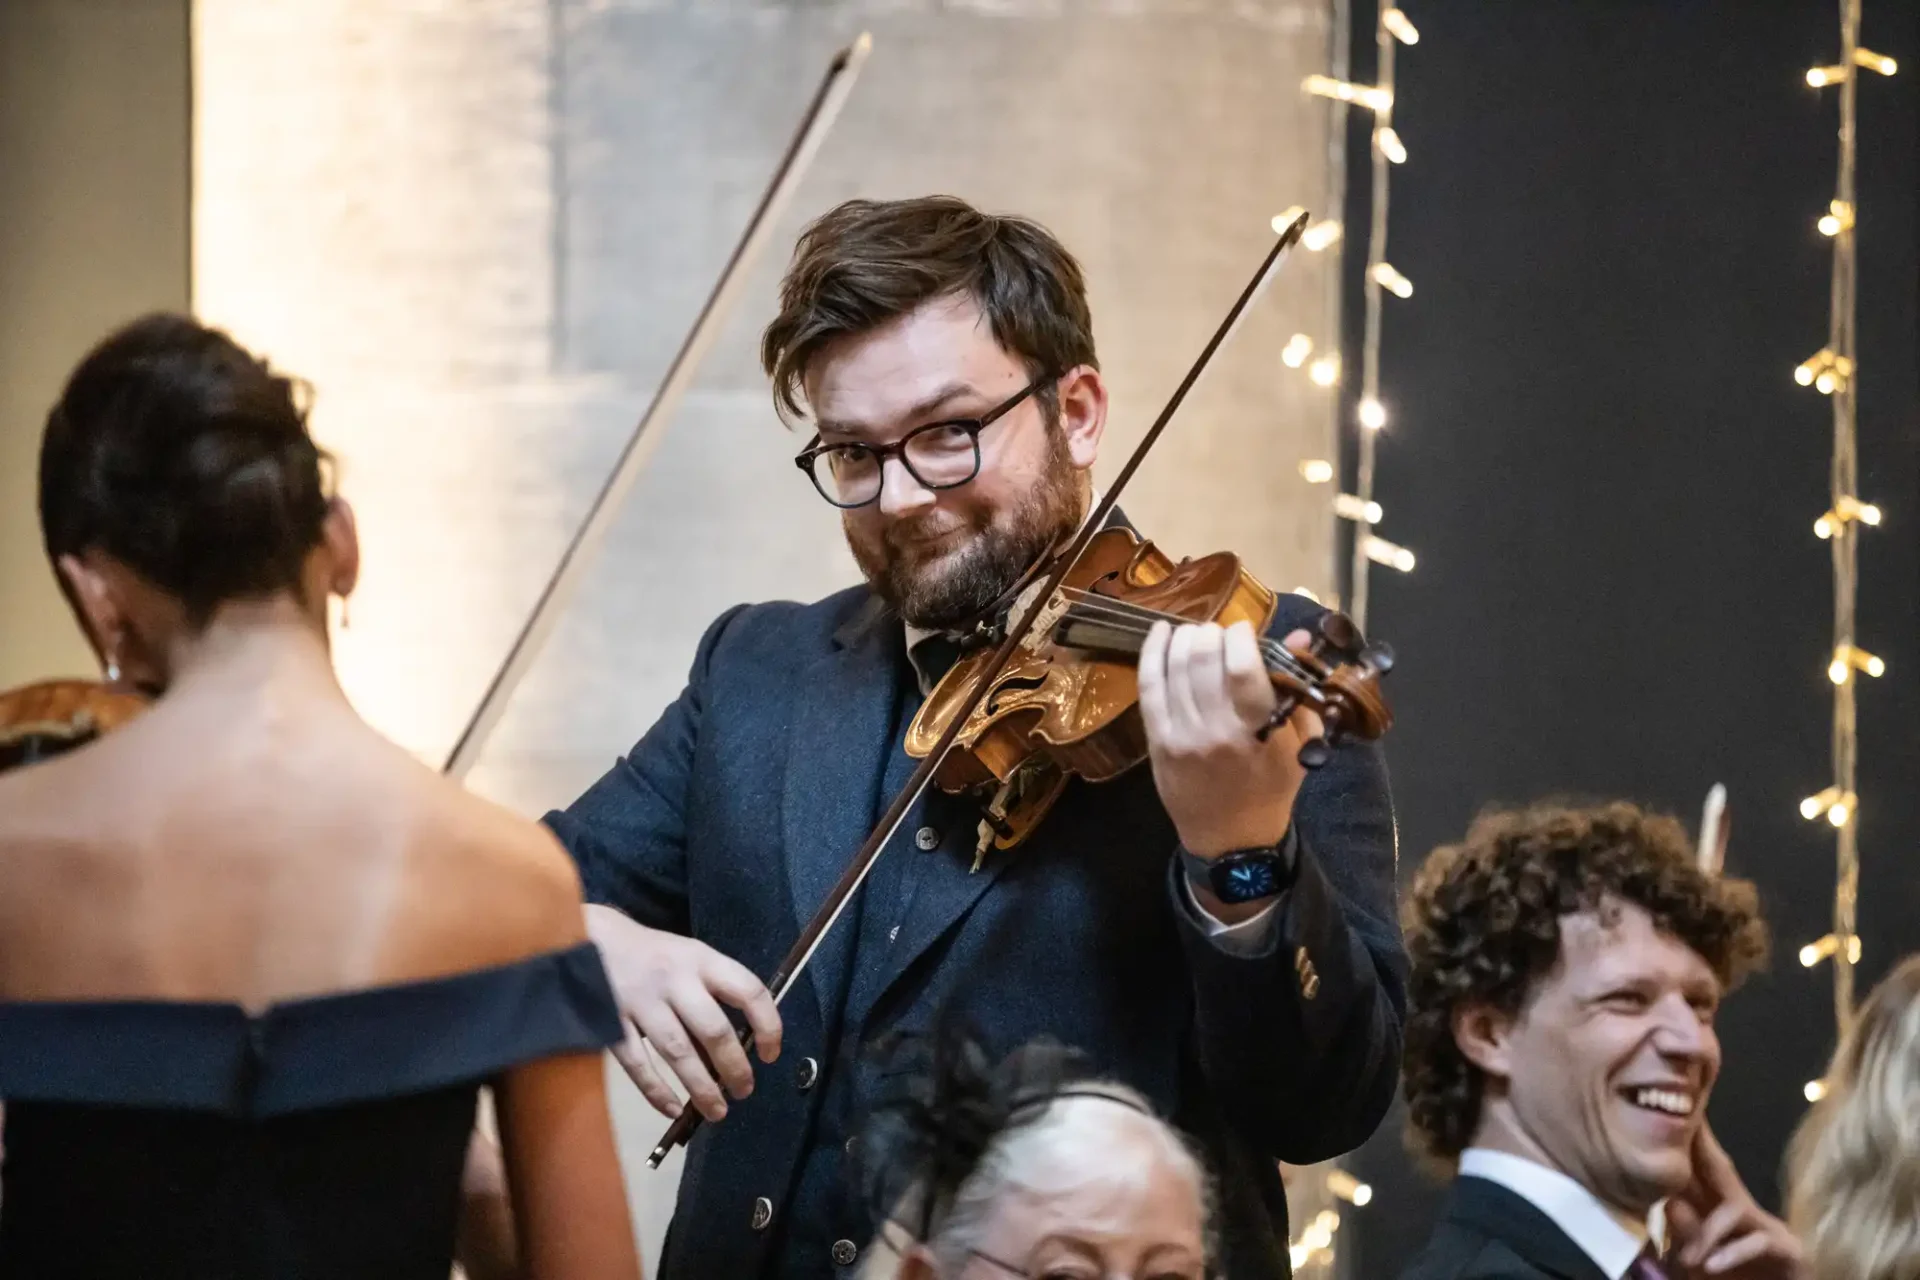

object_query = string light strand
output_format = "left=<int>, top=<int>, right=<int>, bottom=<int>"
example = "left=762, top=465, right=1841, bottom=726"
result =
left=1796, top=0, right=1893, bottom=1043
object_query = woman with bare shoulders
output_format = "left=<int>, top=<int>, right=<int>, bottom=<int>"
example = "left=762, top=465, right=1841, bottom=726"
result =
left=0, top=314, right=640, bottom=1280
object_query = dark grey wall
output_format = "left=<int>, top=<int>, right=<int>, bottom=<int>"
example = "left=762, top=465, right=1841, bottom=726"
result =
left=1333, top=2, right=1919, bottom=1275
left=0, top=0, right=191, bottom=687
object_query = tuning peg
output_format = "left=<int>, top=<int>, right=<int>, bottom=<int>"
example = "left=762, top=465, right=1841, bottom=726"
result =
left=1315, top=612, right=1361, bottom=657
left=1297, top=736, right=1334, bottom=769
left=1361, top=641, right=1395, bottom=674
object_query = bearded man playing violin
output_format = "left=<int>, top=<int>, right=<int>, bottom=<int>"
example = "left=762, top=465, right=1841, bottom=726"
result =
left=542, top=196, right=1406, bottom=1280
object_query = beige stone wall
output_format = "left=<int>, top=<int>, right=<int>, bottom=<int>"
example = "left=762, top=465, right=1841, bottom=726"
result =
left=193, top=0, right=1340, bottom=1264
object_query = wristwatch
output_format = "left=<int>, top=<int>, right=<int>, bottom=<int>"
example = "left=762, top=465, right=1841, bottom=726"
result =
left=1181, top=832, right=1298, bottom=905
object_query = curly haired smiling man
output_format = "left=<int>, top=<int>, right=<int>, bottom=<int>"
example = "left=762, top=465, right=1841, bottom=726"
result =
left=1397, top=801, right=1806, bottom=1280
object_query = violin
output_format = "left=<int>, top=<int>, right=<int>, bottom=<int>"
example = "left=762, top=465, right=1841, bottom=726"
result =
left=905, top=526, right=1394, bottom=867
left=0, top=679, right=149, bottom=772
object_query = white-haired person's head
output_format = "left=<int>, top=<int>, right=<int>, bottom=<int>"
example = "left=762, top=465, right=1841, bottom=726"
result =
left=855, top=1026, right=1212, bottom=1280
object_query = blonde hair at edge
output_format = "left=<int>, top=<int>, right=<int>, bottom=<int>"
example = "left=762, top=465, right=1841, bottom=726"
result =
left=860, top=1083, right=1212, bottom=1278
left=1786, top=953, right=1920, bottom=1280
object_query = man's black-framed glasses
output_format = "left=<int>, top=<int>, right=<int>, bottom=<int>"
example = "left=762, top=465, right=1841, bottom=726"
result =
left=794, top=372, right=1054, bottom=509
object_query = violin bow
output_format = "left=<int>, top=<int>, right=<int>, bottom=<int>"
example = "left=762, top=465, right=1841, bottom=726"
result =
left=442, top=34, right=875, bottom=780
left=1697, top=782, right=1729, bottom=874
left=647, top=210, right=1314, bottom=1165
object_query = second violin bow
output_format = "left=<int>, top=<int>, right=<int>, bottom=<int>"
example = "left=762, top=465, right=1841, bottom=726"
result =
left=444, top=34, right=875, bottom=780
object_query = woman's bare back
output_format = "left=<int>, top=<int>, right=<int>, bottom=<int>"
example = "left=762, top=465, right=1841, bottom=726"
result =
left=0, top=676, right=583, bottom=1009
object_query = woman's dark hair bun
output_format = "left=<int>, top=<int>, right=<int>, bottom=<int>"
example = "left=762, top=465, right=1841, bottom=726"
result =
left=855, top=1017, right=1091, bottom=1241
left=39, top=313, right=331, bottom=623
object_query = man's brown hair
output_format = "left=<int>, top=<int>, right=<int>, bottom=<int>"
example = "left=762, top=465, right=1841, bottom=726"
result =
left=1401, top=800, right=1770, bottom=1169
left=760, top=196, right=1098, bottom=425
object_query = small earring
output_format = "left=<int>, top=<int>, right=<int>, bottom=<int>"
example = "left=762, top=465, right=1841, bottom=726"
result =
left=105, top=659, right=122, bottom=685
left=338, top=595, right=352, bottom=630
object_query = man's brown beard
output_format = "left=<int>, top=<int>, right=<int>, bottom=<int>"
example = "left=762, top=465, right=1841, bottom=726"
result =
left=846, top=427, right=1085, bottom=632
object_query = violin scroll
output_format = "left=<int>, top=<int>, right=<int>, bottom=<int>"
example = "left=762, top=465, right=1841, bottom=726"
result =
left=1258, top=612, right=1395, bottom=771
left=0, top=679, right=150, bottom=773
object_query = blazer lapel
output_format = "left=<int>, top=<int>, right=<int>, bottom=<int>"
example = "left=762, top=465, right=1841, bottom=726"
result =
left=1446, top=1176, right=1616, bottom=1280
left=782, top=594, right=904, bottom=1030
left=864, top=505, right=1134, bottom=1018
left=865, top=805, right=1018, bottom=1018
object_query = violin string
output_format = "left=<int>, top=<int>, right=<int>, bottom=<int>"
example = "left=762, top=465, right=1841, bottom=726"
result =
left=1053, top=594, right=1318, bottom=681
left=1056, top=600, right=1317, bottom=681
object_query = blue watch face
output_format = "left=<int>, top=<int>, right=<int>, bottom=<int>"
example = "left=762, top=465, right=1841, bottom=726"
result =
left=1215, top=854, right=1282, bottom=903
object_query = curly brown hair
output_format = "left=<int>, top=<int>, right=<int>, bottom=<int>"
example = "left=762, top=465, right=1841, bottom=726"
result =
left=1401, top=800, right=1770, bottom=1169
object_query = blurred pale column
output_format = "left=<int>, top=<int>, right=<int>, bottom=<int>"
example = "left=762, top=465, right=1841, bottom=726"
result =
left=194, top=0, right=1337, bottom=1266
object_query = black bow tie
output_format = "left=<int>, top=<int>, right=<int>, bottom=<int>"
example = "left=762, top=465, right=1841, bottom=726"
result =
left=910, top=629, right=994, bottom=687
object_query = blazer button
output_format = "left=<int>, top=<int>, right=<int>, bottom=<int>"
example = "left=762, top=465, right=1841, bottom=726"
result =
left=750, top=1197, right=773, bottom=1231
left=797, top=1056, right=820, bottom=1091
left=915, top=826, right=940, bottom=851
left=832, top=1239, right=859, bottom=1266
left=1295, top=946, right=1321, bottom=1000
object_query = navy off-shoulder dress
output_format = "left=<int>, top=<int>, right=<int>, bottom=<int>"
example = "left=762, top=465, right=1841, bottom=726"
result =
left=0, top=941, right=623, bottom=1278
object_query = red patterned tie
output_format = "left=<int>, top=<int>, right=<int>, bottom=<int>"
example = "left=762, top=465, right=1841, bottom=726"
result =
left=1629, top=1246, right=1670, bottom=1280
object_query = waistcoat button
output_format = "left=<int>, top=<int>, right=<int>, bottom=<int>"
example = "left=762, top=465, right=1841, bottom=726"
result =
left=797, top=1057, right=820, bottom=1090
left=750, top=1197, right=773, bottom=1231
left=915, top=826, right=940, bottom=850
left=832, top=1239, right=858, bottom=1266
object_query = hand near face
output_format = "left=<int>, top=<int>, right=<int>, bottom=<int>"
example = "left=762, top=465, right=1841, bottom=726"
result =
left=1666, top=1124, right=1807, bottom=1279
left=1136, top=620, right=1318, bottom=860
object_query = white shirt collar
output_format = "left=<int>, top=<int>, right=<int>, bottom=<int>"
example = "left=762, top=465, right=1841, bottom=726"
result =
left=901, top=489, right=1103, bottom=694
left=1458, top=1148, right=1651, bottom=1280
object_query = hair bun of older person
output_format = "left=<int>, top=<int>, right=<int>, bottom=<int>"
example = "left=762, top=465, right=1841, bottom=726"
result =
left=856, top=1018, right=1096, bottom=1242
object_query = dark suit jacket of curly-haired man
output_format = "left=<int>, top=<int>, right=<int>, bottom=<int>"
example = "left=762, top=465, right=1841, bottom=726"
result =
left=1394, top=801, right=1805, bottom=1280
left=542, top=196, right=1408, bottom=1280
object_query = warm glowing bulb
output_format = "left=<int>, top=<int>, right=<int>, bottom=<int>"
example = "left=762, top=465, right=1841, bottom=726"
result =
left=1383, top=7, right=1420, bottom=44
left=1303, top=75, right=1393, bottom=114
left=1800, top=933, right=1856, bottom=967
left=1364, top=536, right=1416, bottom=573
left=1302, top=219, right=1344, bottom=252
left=1282, top=333, right=1314, bottom=368
left=1816, top=370, right=1837, bottom=395
left=1805, top=1079, right=1828, bottom=1102
left=1818, top=214, right=1842, bottom=235
left=1378, top=126, right=1408, bottom=164
left=1358, top=398, right=1387, bottom=430
left=1807, top=65, right=1845, bottom=87
left=1854, top=48, right=1898, bottom=76
left=1814, top=514, right=1833, bottom=539
left=1308, top=355, right=1342, bottom=387
left=1858, top=503, right=1882, bottom=526
left=1299, top=458, right=1335, bottom=484
left=1795, top=364, right=1816, bottom=386
left=1371, top=262, right=1414, bottom=299
left=1326, top=1169, right=1373, bottom=1204
left=1828, top=800, right=1852, bottom=828
left=1834, top=645, right=1886, bottom=679
left=1334, top=493, right=1384, bottom=524
left=1801, top=786, right=1841, bottom=821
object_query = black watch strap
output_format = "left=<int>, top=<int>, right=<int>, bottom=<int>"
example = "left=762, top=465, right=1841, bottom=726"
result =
left=1181, top=829, right=1299, bottom=905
